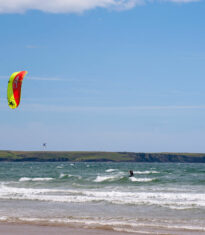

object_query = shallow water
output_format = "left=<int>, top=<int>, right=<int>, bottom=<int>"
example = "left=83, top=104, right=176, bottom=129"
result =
left=0, top=162, right=204, bottom=234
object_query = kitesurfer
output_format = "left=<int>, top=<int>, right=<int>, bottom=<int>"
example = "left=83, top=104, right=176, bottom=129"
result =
left=129, top=170, right=134, bottom=177
left=9, top=101, right=14, bottom=107
left=43, top=143, right=47, bottom=150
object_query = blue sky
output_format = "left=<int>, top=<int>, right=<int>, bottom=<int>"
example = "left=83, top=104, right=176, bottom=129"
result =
left=0, top=0, right=205, bottom=152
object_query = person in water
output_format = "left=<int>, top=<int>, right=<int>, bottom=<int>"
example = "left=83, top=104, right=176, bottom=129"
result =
left=129, top=170, right=134, bottom=177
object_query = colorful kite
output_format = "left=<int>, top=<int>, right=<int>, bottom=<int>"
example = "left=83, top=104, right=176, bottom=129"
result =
left=7, top=71, right=27, bottom=109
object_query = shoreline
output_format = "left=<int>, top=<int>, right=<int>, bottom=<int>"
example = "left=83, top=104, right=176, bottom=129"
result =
left=0, top=223, right=137, bottom=235
left=0, top=222, right=204, bottom=235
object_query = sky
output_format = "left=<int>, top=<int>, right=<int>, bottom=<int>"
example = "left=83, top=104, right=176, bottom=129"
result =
left=0, top=0, right=205, bottom=152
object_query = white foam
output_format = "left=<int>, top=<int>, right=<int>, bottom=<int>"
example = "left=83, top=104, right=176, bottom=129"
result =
left=105, top=169, right=117, bottom=173
left=134, top=171, right=159, bottom=174
left=59, top=173, right=82, bottom=180
left=0, top=184, right=205, bottom=210
left=94, top=174, right=123, bottom=182
left=59, top=173, right=72, bottom=179
left=94, top=176, right=113, bottom=182
left=19, top=177, right=53, bottom=182
left=0, top=216, right=9, bottom=222
left=114, top=228, right=158, bottom=234
left=129, top=177, right=155, bottom=182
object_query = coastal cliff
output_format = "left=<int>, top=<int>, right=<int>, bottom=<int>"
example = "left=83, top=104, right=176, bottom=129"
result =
left=0, top=151, right=205, bottom=163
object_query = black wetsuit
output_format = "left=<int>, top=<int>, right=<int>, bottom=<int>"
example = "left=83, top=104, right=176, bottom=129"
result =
left=129, top=170, right=134, bottom=177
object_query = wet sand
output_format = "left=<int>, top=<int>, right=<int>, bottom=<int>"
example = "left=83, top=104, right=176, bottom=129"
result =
left=0, top=223, right=133, bottom=235
left=1, top=223, right=205, bottom=235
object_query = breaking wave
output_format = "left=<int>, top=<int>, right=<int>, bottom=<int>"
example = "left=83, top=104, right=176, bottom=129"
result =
left=133, top=171, right=160, bottom=174
left=129, top=177, right=156, bottom=182
left=94, top=174, right=123, bottom=182
left=19, top=177, right=53, bottom=182
left=105, top=169, right=117, bottom=173
left=0, top=184, right=205, bottom=210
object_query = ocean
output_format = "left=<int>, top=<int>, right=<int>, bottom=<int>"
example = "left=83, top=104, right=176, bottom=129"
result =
left=0, top=162, right=204, bottom=234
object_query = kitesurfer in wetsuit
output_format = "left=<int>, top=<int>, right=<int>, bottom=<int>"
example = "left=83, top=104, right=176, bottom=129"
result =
left=9, top=101, right=14, bottom=107
left=129, top=170, right=134, bottom=177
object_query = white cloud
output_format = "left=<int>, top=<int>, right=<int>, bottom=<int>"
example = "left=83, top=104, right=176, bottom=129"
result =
left=0, top=0, right=139, bottom=13
left=0, top=0, right=198, bottom=14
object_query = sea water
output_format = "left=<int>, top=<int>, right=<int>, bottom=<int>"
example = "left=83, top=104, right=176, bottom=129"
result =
left=0, top=162, right=204, bottom=234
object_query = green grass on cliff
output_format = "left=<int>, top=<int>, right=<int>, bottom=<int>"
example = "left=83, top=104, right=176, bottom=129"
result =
left=0, top=151, right=205, bottom=163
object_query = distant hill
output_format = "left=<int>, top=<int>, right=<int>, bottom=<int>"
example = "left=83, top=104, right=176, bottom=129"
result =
left=0, top=151, right=205, bottom=163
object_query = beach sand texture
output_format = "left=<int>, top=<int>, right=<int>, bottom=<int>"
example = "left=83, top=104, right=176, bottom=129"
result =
left=0, top=224, right=133, bottom=235
left=0, top=223, right=205, bottom=235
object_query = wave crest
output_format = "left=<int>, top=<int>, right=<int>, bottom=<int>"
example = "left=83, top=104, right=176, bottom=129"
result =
left=19, top=177, right=53, bottom=182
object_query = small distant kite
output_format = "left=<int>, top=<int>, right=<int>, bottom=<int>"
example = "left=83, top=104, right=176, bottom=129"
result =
left=43, top=143, right=47, bottom=149
left=7, top=71, right=28, bottom=109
